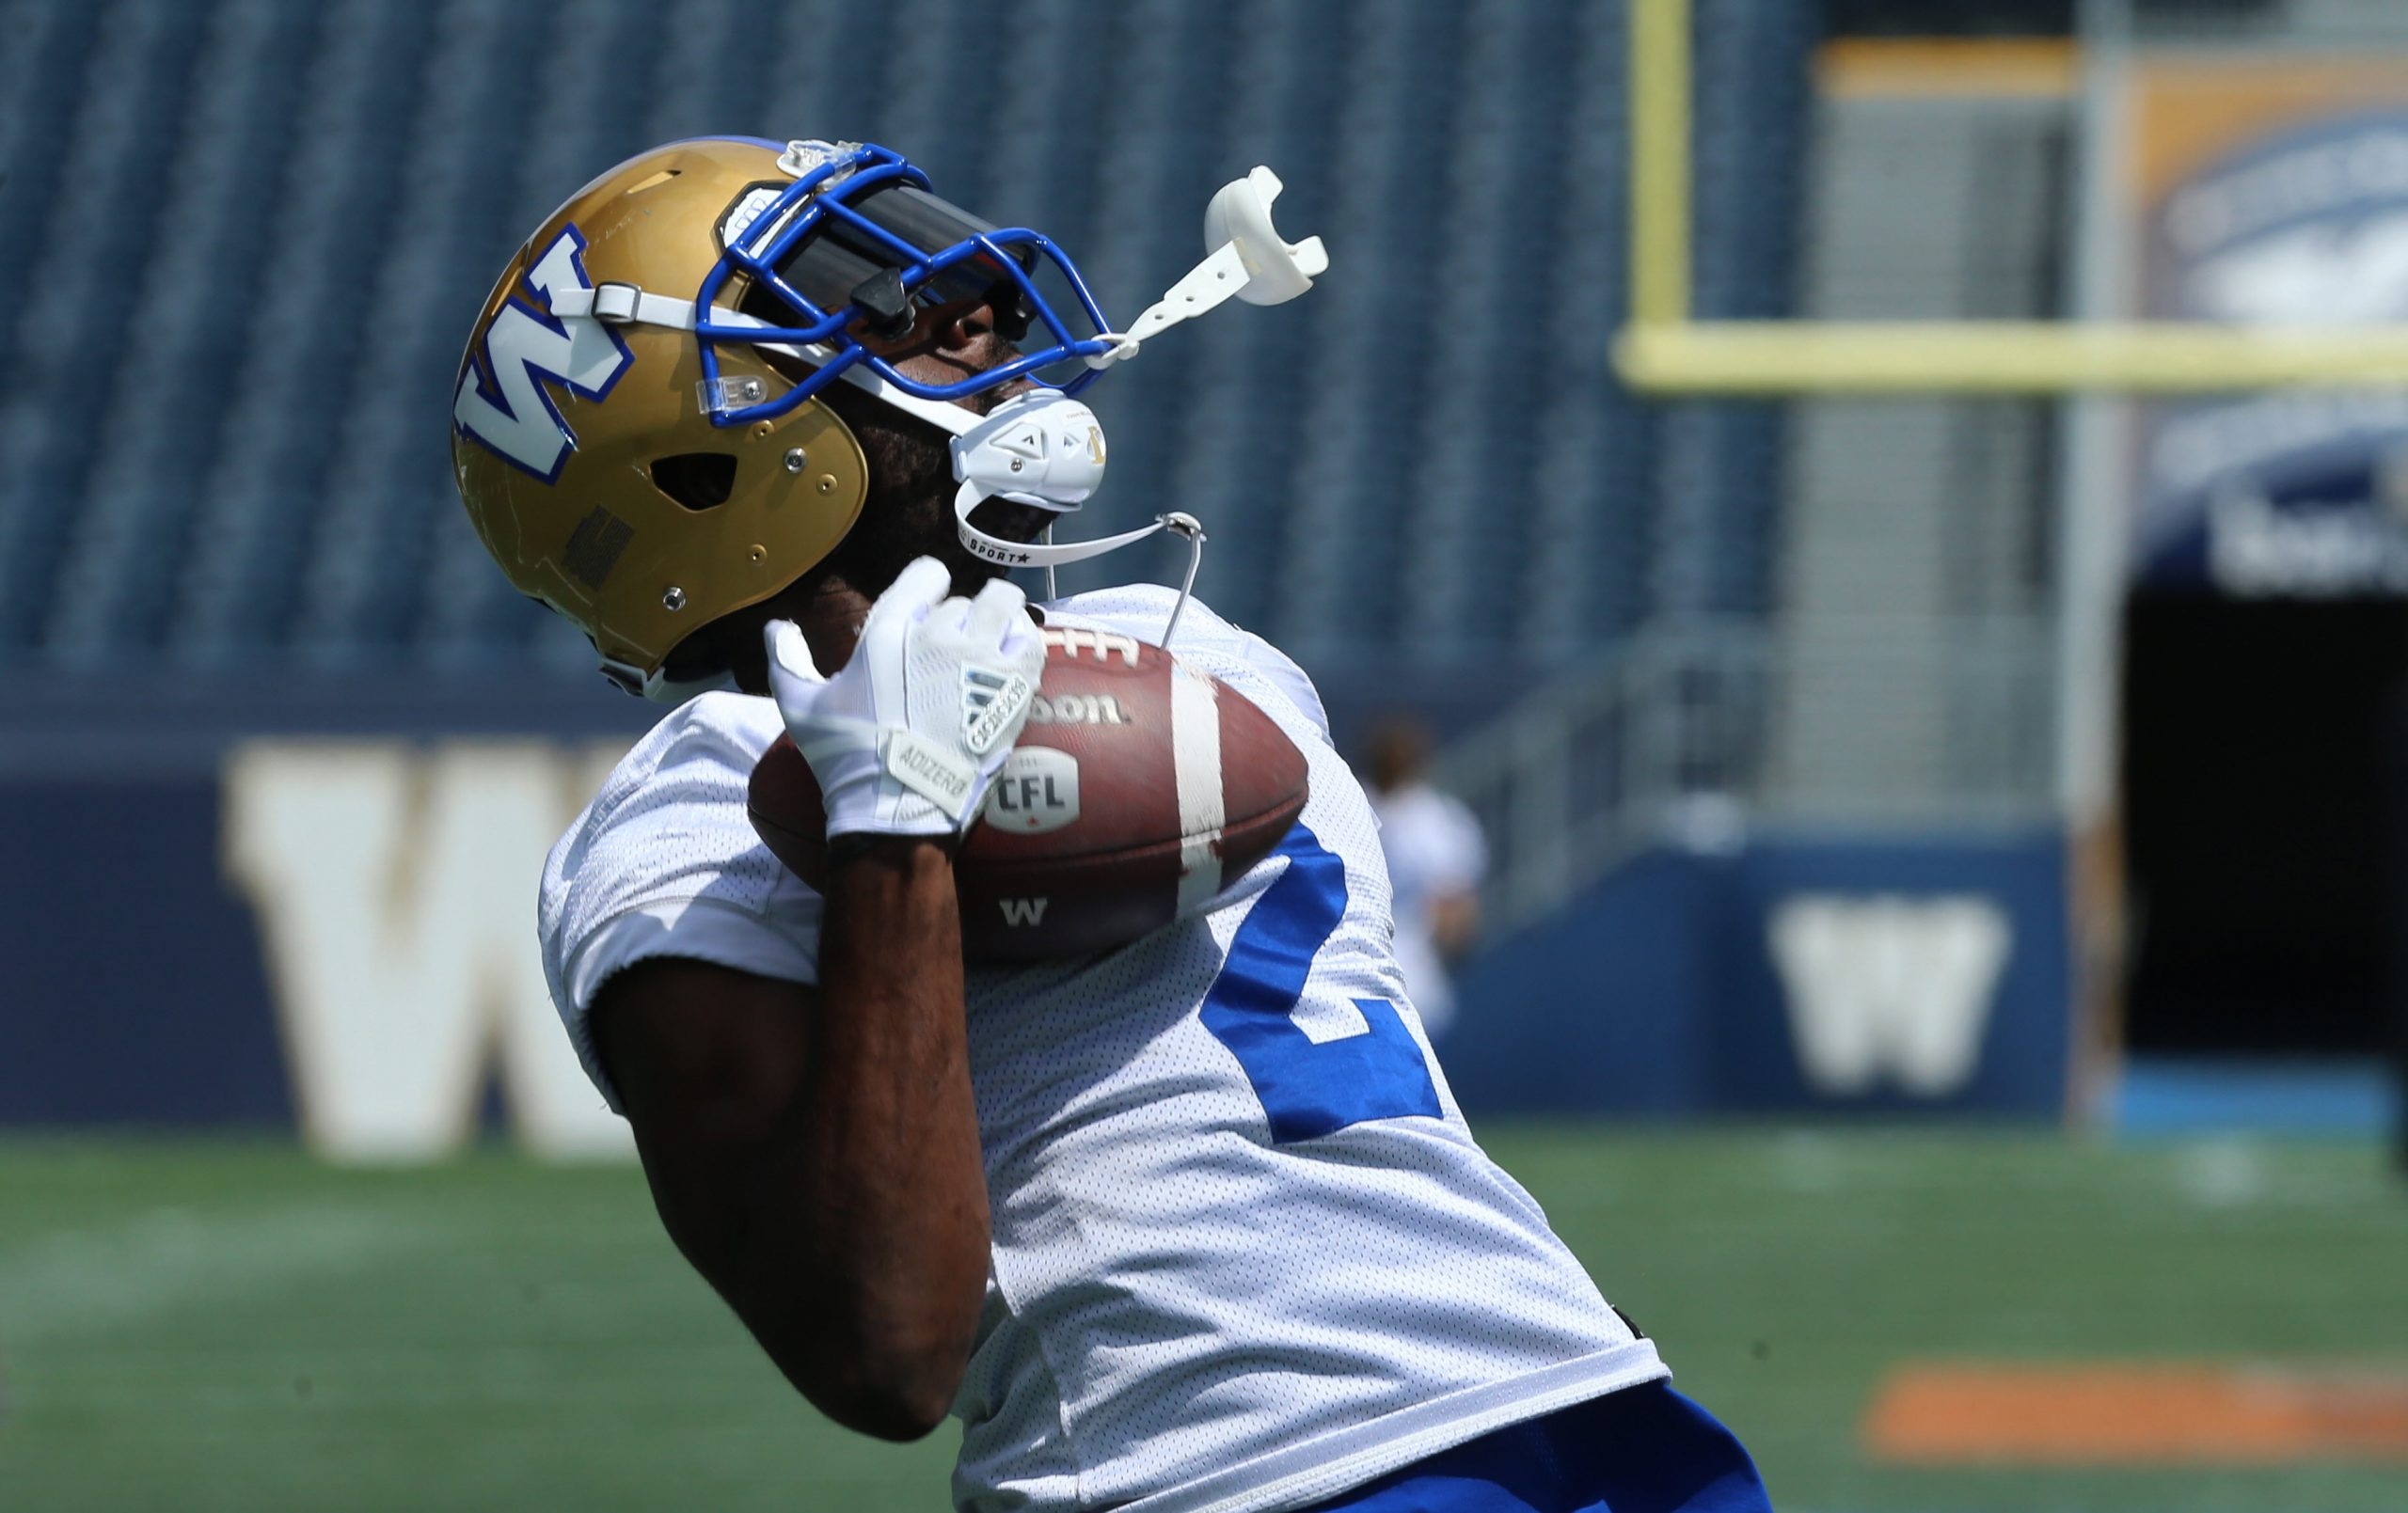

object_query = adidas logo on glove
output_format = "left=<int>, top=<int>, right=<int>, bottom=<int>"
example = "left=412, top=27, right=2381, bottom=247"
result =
left=961, top=666, right=1034, bottom=757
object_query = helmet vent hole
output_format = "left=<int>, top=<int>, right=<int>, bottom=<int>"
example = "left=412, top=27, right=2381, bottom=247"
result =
left=651, top=452, right=737, bottom=511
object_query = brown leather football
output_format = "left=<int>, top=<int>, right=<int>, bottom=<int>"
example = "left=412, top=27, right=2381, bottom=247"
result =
left=748, top=624, right=1310, bottom=963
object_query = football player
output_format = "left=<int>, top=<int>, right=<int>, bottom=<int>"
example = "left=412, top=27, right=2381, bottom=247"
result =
left=452, top=137, right=1770, bottom=1513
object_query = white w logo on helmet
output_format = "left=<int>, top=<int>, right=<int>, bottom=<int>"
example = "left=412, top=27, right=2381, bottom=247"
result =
left=452, top=227, right=633, bottom=482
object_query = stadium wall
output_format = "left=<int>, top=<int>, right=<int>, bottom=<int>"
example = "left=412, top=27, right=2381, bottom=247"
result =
left=1443, top=832, right=2073, bottom=1118
left=1, top=735, right=2072, bottom=1155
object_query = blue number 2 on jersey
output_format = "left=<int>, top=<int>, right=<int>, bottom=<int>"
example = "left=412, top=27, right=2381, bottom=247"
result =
left=1199, top=824, right=1442, bottom=1143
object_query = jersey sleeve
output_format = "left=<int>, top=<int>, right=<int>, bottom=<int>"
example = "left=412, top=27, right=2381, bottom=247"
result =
left=1227, top=624, right=1333, bottom=745
left=1043, top=584, right=1334, bottom=745
left=538, top=692, right=823, bottom=1111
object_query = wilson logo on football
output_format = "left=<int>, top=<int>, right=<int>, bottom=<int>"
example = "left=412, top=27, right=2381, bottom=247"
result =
left=1027, top=692, right=1130, bottom=726
left=452, top=226, right=632, bottom=482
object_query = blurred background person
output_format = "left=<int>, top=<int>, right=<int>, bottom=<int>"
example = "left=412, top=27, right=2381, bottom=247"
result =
left=1363, top=717, right=1486, bottom=1040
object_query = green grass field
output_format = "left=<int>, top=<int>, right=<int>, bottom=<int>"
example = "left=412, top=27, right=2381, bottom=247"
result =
left=3, top=1129, right=2403, bottom=1512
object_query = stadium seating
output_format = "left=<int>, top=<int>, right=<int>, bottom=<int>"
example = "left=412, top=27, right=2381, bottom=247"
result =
left=0, top=0, right=1809, bottom=684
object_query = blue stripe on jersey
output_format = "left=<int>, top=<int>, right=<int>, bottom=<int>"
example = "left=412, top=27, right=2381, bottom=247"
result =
left=1199, top=824, right=1443, bottom=1143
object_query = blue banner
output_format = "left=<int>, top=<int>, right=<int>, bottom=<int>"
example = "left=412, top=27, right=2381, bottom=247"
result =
left=1445, top=832, right=2071, bottom=1117
left=1, top=744, right=2072, bottom=1149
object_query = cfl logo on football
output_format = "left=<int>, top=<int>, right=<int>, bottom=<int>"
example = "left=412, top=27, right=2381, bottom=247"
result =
left=983, top=748, right=1080, bottom=834
left=1027, top=692, right=1129, bottom=726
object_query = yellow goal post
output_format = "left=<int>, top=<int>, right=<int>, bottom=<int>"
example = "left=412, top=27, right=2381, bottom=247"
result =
left=1613, top=0, right=2408, bottom=394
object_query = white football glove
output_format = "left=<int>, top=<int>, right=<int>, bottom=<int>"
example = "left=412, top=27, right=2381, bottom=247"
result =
left=765, top=557, right=1044, bottom=840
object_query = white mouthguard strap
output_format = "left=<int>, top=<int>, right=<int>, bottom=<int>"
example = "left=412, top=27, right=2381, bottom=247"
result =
left=1084, top=165, right=1329, bottom=370
left=952, top=504, right=1207, bottom=645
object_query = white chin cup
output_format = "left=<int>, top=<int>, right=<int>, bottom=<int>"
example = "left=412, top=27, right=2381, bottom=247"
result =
left=951, top=390, right=1130, bottom=570
left=953, top=389, right=1106, bottom=518
left=945, top=389, right=1207, bottom=642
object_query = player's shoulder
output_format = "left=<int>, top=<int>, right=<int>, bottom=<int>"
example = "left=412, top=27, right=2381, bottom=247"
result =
left=542, top=691, right=799, bottom=953
left=1044, top=585, right=1331, bottom=745
left=540, top=691, right=820, bottom=1110
left=590, top=689, right=784, bottom=815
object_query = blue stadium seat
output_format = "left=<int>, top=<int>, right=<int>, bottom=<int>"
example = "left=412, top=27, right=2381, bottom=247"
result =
left=44, top=0, right=319, bottom=664
left=294, top=0, right=556, bottom=662
left=0, top=0, right=1810, bottom=689
left=0, top=0, right=205, bottom=653
left=170, top=0, right=439, bottom=668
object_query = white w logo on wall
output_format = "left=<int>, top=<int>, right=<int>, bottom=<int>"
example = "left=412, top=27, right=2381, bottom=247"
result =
left=452, top=226, right=631, bottom=481
left=224, top=740, right=632, bottom=1161
left=1767, top=895, right=2012, bottom=1097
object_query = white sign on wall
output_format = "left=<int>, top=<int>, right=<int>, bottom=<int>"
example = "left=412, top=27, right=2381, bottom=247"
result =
left=1768, top=894, right=2012, bottom=1097
left=223, top=739, right=633, bottom=1162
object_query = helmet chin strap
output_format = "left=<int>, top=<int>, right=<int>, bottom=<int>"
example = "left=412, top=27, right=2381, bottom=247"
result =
left=945, top=393, right=1209, bottom=645
left=804, top=361, right=1210, bottom=642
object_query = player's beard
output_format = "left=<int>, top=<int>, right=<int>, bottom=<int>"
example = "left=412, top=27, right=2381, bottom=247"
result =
left=815, top=379, right=1054, bottom=599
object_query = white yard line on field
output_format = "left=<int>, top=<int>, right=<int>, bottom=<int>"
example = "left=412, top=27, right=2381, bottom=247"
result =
left=0, top=1201, right=429, bottom=1347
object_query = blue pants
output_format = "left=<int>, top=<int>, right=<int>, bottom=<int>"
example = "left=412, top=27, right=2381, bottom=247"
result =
left=1299, top=1382, right=1771, bottom=1513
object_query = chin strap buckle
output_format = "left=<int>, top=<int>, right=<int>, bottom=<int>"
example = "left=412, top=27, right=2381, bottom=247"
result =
left=1156, top=512, right=1207, bottom=647
left=1028, top=512, right=1205, bottom=645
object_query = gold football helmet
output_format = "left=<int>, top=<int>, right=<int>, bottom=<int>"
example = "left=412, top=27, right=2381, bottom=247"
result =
left=452, top=138, right=886, bottom=697
left=454, top=137, right=1329, bottom=694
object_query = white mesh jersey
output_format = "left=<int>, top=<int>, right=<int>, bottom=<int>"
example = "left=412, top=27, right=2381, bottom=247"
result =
left=539, top=586, right=1666, bottom=1513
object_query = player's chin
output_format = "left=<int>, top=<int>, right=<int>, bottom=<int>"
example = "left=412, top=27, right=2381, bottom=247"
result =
left=970, top=496, right=1054, bottom=544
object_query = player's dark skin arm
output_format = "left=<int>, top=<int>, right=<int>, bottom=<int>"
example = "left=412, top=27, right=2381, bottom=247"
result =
left=585, top=303, right=1021, bottom=1441
left=592, top=837, right=986, bottom=1442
